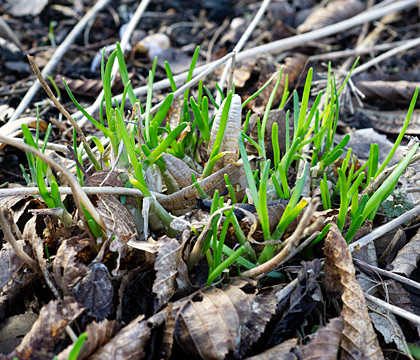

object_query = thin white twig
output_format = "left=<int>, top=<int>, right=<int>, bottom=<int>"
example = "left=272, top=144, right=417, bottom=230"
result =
left=364, top=292, right=420, bottom=326
left=9, top=0, right=111, bottom=122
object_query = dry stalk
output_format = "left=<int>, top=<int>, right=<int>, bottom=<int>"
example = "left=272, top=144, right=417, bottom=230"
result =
left=242, top=198, right=323, bottom=279
left=27, top=55, right=101, bottom=171
left=0, top=209, right=40, bottom=274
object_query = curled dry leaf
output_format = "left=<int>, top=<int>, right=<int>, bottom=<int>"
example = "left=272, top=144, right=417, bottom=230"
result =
left=162, top=153, right=200, bottom=189
left=73, top=262, right=114, bottom=321
left=53, top=236, right=90, bottom=296
left=297, top=0, right=365, bottom=33
left=158, top=163, right=247, bottom=211
left=174, top=280, right=278, bottom=360
left=323, top=224, right=384, bottom=360
left=208, top=94, right=242, bottom=172
left=0, top=118, right=47, bottom=150
left=56, top=319, right=119, bottom=360
left=388, top=227, right=420, bottom=277
left=9, top=297, right=84, bottom=360
left=357, top=80, right=420, bottom=105
left=96, top=195, right=137, bottom=274
left=0, top=241, right=26, bottom=290
left=153, top=236, right=186, bottom=312
left=300, top=317, right=344, bottom=359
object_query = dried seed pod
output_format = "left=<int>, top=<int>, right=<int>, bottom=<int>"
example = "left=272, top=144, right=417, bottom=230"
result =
left=208, top=94, right=242, bottom=172
left=162, top=153, right=200, bottom=189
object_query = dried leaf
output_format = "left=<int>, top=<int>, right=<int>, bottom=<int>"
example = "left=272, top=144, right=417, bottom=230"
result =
left=6, top=0, right=48, bottom=16
left=380, top=279, right=413, bottom=313
left=97, top=195, right=137, bottom=274
left=0, top=118, right=47, bottom=149
left=357, top=80, right=420, bottom=104
left=388, top=227, right=420, bottom=277
left=245, top=339, right=299, bottom=360
left=266, top=260, right=323, bottom=348
left=297, top=0, right=365, bottom=33
left=56, top=319, right=119, bottom=360
left=9, top=297, right=84, bottom=360
left=0, top=241, right=25, bottom=290
left=323, top=224, right=384, bottom=359
left=53, top=237, right=90, bottom=296
left=174, top=284, right=253, bottom=359
left=354, top=108, right=420, bottom=135
left=88, top=313, right=165, bottom=360
left=300, top=317, right=344, bottom=359
left=162, top=153, right=200, bottom=189
left=73, top=263, right=114, bottom=321
left=153, top=236, right=183, bottom=312
left=244, top=54, right=307, bottom=114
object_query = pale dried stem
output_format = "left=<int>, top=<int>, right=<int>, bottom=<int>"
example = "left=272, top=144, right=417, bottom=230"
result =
left=9, top=0, right=110, bottom=122
left=349, top=203, right=420, bottom=253
left=242, top=198, right=323, bottom=279
left=27, top=55, right=101, bottom=171
left=0, top=209, right=40, bottom=274
left=354, top=258, right=420, bottom=292
left=364, top=292, right=420, bottom=326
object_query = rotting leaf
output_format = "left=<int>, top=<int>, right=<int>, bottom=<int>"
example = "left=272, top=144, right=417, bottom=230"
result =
left=96, top=194, right=137, bottom=275
left=388, top=227, right=420, bottom=277
left=297, top=0, right=365, bottom=33
left=300, top=317, right=344, bottom=359
left=174, top=283, right=254, bottom=359
left=153, top=236, right=183, bottom=312
left=0, top=241, right=25, bottom=290
left=244, top=338, right=299, bottom=360
left=53, top=236, right=90, bottom=296
left=73, top=262, right=114, bottom=321
left=9, top=297, right=84, bottom=360
left=323, top=224, right=384, bottom=360
left=56, top=319, right=119, bottom=360
left=162, top=153, right=200, bottom=189
left=356, top=80, right=420, bottom=105
left=265, top=260, right=323, bottom=348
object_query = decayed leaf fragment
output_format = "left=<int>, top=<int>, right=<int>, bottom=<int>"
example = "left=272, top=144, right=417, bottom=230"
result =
left=162, top=153, right=200, bottom=189
left=323, top=224, right=384, bottom=359
left=245, top=338, right=299, bottom=360
left=297, top=0, right=365, bottom=33
left=388, top=227, right=420, bottom=277
left=9, top=297, right=84, bottom=360
left=56, top=319, right=119, bottom=360
left=356, top=80, right=420, bottom=104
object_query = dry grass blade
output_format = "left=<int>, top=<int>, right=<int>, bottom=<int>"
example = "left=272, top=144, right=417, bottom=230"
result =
left=297, top=0, right=365, bottom=33
left=323, top=224, right=384, bottom=359
left=9, top=297, right=84, bottom=360
left=388, top=227, right=420, bottom=277
left=300, top=317, right=344, bottom=359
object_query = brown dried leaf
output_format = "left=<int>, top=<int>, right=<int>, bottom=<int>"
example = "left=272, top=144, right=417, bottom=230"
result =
left=53, top=237, right=90, bottom=296
left=388, top=227, right=420, bottom=277
left=357, top=80, right=420, bottom=104
left=9, top=297, right=84, bottom=360
left=56, top=74, right=125, bottom=97
left=245, top=339, right=299, bottom=360
left=380, top=279, right=413, bottom=313
left=0, top=241, right=25, bottom=290
left=73, top=263, right=114, bottom=321
left=323, top=224, right=384, bottom=359
left=6, top=0, right=48, bottom=16
left=162, top=153, right=200, bottom=189
left=244, top=54, right=307, bottom=114
left=56, top=319, right=119, bottom=360
left=97, top=195, right=137, bottom=275
left=354, top=108, right=420, bottom=135
left=153, top=236, right=183, bottom=312
left=174, top=284, right=252, bottom=359
left=88, top=313, right=164, bottom=360
left=0, top=118, right=47, bottom=149
left=300, top=317, right=344, bottom=359
left=297, top=0, right=365, bottom=33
